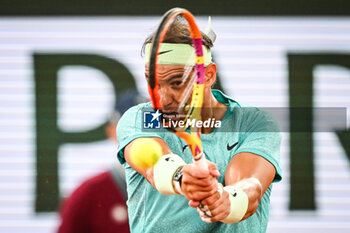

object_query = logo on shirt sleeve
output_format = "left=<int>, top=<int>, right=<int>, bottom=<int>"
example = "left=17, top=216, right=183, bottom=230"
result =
left=143, top=110, right=161, bottom=129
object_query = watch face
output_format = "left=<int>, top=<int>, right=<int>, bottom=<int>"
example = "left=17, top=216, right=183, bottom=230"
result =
left=174, top=166, right=183, bottom=181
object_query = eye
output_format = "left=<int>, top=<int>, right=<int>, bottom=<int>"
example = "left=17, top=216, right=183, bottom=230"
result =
left=172, top=80, right=183, bottom=86
left=167, top=74, right=184, bottom=88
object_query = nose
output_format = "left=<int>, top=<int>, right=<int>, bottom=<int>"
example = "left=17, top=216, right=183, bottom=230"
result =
left=159, top=86, right=176, bottom=110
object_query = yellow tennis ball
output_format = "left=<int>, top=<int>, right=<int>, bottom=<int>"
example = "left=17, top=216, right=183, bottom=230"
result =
left=129, top=138, right=163, bottom=168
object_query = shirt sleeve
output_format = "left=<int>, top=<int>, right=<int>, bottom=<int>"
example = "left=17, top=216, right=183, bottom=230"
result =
left=116, top=104, right=164, bottom=164
left=234, top=107, right=282, bottom=182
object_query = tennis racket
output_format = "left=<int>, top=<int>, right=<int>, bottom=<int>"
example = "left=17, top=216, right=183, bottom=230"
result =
left=147, top=7, right=207, bottom=168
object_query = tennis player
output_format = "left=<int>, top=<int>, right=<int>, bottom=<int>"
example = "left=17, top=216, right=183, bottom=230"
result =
left=116, top=21, right=282, bottom=232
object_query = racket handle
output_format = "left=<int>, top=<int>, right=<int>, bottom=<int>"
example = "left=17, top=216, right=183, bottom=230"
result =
left=194, top=152, right=208, bottom=170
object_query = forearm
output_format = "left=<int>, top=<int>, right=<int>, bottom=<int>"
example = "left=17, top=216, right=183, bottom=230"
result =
left=200, top=177, right=262, bottom=224
left=223, top=152, right=275, bottom=221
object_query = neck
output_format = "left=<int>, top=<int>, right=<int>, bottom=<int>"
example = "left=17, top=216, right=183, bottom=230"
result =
left=201, top=89, right=228, bottom=134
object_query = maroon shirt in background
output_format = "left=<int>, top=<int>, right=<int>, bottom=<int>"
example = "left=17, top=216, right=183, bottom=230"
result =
left=57, top=171, right=130, bottom=233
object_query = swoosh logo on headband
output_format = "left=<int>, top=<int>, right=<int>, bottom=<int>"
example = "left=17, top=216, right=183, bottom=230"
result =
left=158, top=49, right=173, bottom=55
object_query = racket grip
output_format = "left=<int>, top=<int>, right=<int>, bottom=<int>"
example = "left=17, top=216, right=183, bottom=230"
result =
left=194, top=152, right=208, bottom=170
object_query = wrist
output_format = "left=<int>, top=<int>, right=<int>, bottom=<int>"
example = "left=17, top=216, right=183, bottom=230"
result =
left=220, top=186, right=249, bottom=224
left=173, top=166, right=184, bottom=194
left=153, top=154, right=186, bottom=195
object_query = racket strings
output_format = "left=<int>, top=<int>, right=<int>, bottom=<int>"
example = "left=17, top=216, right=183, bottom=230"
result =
left=159, top=16, right=200, bottom=115
left=177, top=70, right=196, bottom=112
left=176, top=48, right=198, bottom=114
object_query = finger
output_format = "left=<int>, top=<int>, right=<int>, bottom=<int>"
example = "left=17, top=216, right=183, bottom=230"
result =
left=200, top=198, right=227, bottom=223
left=198, top=188, right=231, bottom=223
left=182, top=178, right=217, bottom=191
left=200, top=191, right=221, bottom=206
left=207, top=162, right=220, bottom=177
left=209, top=210, right=231, bottom=222
left=200, top=183, right=223, bottom=206
left=183, top=164, right=210, bottom=179
left=209, top=170, right=220, bottom=178
left=186, top=189, right=218, bottom=201
left=205, top=193, right=230, bottom=221
left=182, top=177, right=218, bottom=194
left=208, top=200, right=226, bottom=217
left=207, top=189, right=229, bottom=211
left=182, top=185, right=216, bottom=200
left=188, top=200, right=200, bottom=208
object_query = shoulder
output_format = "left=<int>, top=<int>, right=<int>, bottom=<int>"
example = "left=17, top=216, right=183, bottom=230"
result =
left=212, top=89, right=279, bottom=132
left=240, top=107, right=273, bottom=121
left=119, top=102, right=152, bottom=121
left=117, top=102, right=152, bottom=132
left=232, top=106, right=279, bottom=133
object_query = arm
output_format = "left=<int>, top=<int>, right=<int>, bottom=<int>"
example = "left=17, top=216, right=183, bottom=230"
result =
left=124, top=137, right=220, bottom=197
left=199, top=152, right=276, bottom=222
left=196, top=109, right=282, bottom=223
left=224, top=152, right=276, bottom=219
left=117, top=107, right=219, bottom=197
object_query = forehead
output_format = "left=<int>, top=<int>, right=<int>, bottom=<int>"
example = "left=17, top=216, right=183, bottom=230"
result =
left=144, top=64, right=187, bottom=74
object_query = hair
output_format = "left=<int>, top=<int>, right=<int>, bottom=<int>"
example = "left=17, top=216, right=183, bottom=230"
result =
left=141, top=20, right=214, bottom=56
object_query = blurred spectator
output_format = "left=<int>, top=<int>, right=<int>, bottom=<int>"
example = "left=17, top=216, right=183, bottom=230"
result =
left=57, top=89, right=147, bottom=233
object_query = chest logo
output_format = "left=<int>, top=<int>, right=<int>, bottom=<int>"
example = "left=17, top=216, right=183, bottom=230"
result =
left=227, top=141, right=238, bottom=151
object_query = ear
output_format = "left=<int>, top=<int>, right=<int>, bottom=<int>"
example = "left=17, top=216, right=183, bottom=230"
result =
left=204, top=63, right=217, bottom=87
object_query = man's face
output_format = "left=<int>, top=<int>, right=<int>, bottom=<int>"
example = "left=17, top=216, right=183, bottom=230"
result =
left=145, top=64, right=194, bottom=119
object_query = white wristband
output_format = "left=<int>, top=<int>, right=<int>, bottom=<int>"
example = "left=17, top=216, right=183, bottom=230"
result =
left=221, top=186, right=249, bottom=224
left=153, top=154, right=186, bottom=195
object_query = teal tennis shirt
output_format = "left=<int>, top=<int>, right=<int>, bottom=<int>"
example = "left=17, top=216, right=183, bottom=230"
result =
left=116, top=90, right=282, bottom=233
